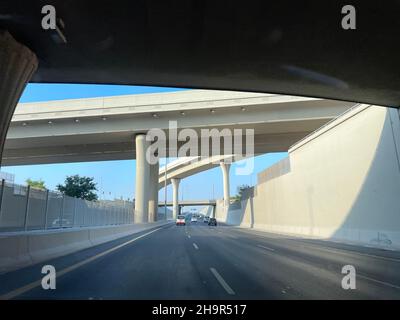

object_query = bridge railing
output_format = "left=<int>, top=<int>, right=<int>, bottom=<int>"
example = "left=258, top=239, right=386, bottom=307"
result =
left=0, top=180, right=134, bottom=233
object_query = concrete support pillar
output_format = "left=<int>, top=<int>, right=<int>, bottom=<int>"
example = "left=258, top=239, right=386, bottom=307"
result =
left=134, top=134, right=150, bottom=223
left=148, top=161, right=159, bottom=222
left=0, top=31, right=38, bottom=165
left=171, top=178, right=180, bottom=219
left=220, top=161, right=231, bottom=207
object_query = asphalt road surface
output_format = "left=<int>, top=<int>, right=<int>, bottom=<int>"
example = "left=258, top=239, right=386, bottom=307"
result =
left=1, top=221, right=400, bottom=299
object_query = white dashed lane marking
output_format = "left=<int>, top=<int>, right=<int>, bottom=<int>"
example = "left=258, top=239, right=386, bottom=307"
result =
left=257, top=244, right=275, bottom=252
left=210, top=267, right=235, bottom=295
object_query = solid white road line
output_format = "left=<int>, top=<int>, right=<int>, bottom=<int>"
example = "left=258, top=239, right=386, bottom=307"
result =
left=193, top=243, right=199, bottom=250
left=358, top=274, right=400, bottom=290
left=257, top=244, right=275, bottom=252
left=0, top=227, right=164, bottom=300
left=210, top=267, right=235, bottom=295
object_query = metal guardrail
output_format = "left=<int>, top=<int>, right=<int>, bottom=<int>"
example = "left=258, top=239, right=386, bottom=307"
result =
left=0, top=180, right=134, bottom=232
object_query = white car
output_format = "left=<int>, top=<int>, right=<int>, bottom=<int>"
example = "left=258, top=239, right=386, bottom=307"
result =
left=51, top=218, right=70, bottom=228
left=191, top=216, right=197, bottom=223
left=176, top=215, right=186, bottom=226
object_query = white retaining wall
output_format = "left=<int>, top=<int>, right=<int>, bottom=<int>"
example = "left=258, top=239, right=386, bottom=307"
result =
left=217, top=105, right=400, bottom=250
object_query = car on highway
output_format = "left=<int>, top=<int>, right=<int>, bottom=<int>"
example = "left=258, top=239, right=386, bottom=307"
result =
left=191, top=216, right=197, bottom=223
left=176, top=215, right=186, bottom=226
left=51, top=218, right=71, bottom=228
left=204, top=216, right=210, bottom=223
left=208, top=218, right=217, bottom=226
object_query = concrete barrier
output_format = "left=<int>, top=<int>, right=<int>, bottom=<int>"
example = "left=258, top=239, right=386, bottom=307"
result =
left=0, top=220, right=171, bottom=274
left=0, top=234, right=31, bottom=273
left=28, top=229, right=92, bottom=264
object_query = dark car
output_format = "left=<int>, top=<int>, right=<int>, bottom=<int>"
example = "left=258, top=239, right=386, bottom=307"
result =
left=208, top=218, right=217, bottom=226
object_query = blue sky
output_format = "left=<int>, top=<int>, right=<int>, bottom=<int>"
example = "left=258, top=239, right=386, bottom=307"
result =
left=3, top=84, right=287, bottom=202
left=18, top=84, right=187, bottom=103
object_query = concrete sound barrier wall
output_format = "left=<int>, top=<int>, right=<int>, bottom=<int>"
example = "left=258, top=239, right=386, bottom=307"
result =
left=218, top=105, right=400, bottom=250
left=0, top=220, right=170, bottom=274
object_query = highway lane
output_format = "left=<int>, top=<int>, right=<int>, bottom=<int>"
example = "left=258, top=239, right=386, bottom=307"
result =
left=191, top=223, right=400, bottom=299
left=1, top=221, right=400, bottom=299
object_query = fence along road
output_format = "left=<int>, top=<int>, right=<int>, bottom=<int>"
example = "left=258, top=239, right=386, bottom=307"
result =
left=0, top=179, right=134, bottom=232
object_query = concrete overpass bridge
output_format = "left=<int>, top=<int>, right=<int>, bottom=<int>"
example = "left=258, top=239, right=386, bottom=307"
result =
left=158, top=155, right=235, bottom=189
left=158, top=200, right=216, bottom=217
left=158, top=155, right=235, bottom=219
left=3, top=89, right=355, bottom=224
left=158, top=200, right=216, bottom=207
left=4, top=90, right=353, bottom=166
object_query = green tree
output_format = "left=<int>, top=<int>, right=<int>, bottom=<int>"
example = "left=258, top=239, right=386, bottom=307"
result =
left=231, top=184, right=251, bottom=202
left=56, top=175, right=98, bottom=201
left=26, top=178, right=46, bottom=190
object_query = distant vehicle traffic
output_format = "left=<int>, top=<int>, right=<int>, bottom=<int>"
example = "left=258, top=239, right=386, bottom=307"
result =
left=176, top=215, right=186, bottom=226
left=208, top=218, right=217, bottom=226
left=191, top=216, right=197, bottom=223
left=51, top=218, right=70, bottom=228
left=204, top=216, right=210, bottom=223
